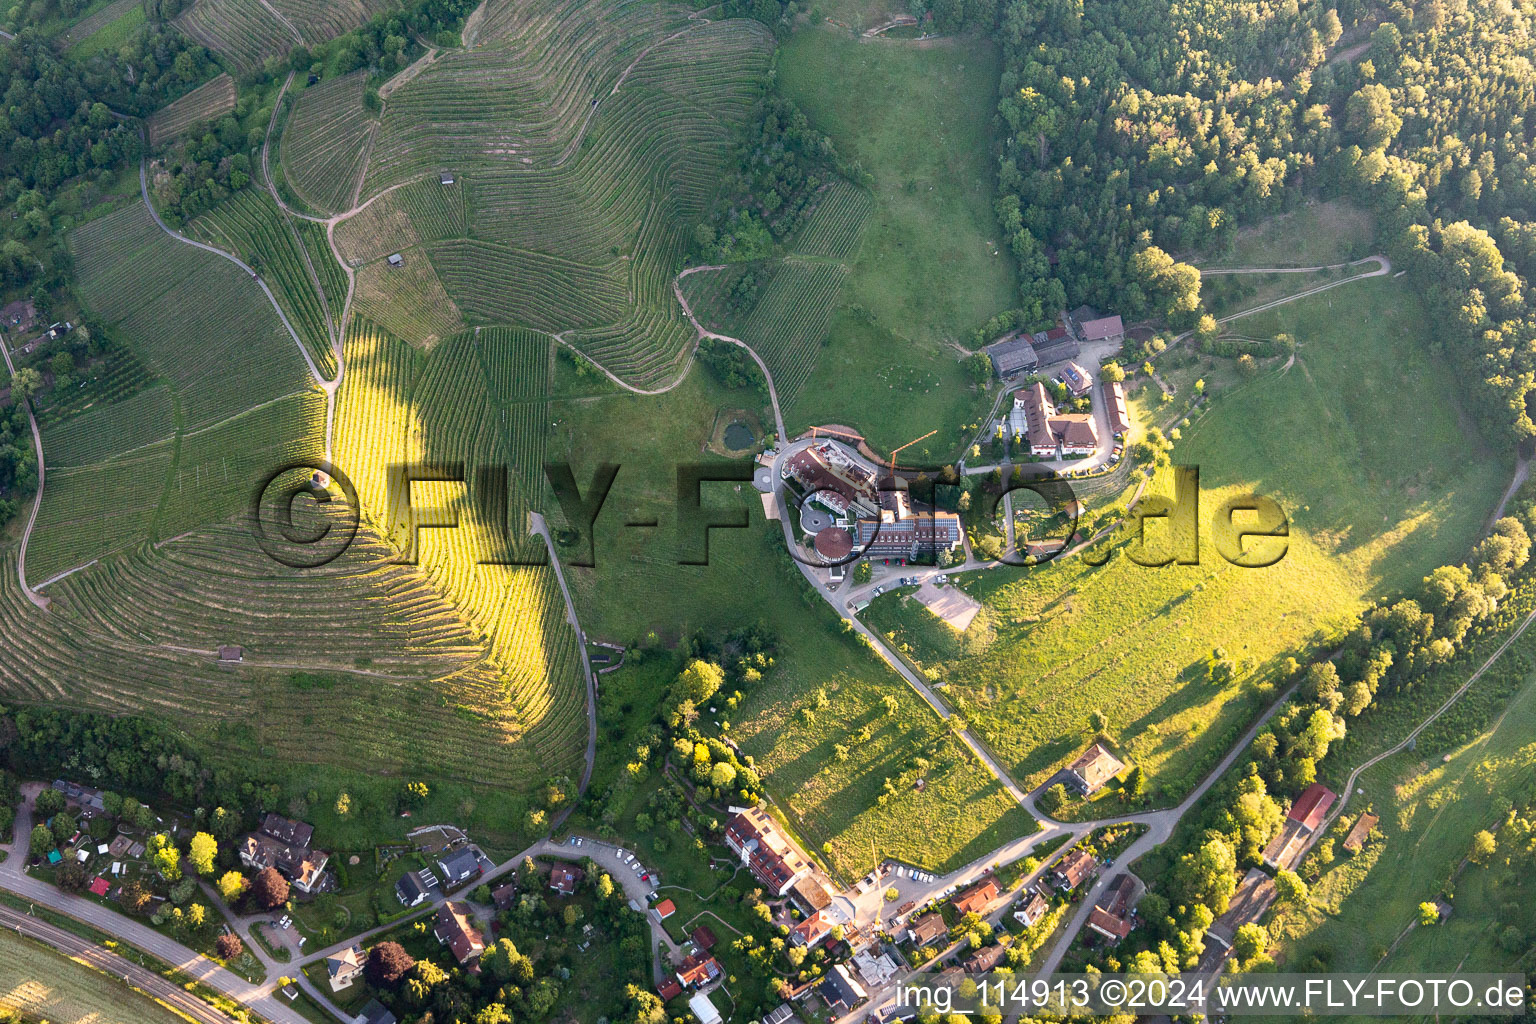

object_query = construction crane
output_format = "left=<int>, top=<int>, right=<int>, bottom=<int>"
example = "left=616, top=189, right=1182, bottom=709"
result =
left=888, top=429, right=937, bottom=471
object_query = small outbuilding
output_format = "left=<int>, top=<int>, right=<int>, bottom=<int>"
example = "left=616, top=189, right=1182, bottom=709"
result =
left=387, top=253, right=404, bottom=267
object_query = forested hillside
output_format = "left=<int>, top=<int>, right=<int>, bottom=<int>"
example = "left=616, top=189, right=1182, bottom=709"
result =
left=930, top=0, right=1536, bottom=446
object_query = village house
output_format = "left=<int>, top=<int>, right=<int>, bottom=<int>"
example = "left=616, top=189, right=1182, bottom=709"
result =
left=1013, top=890, right=1049, bottom=928
left=1086, top=874, right=1139, bottom=943
left=395, top=869, right=436, bottom=907
left=656, top=979, right=683, bottom=1002
left=491, top=881, right=517, bottom=911
left=691, top=925, right=717, bottom=951
left=1053, top=847, right=1097, bottom=892
left=433, top=901, right=485, bottom=964
left=789, top=910, right=835, bottom=949
left=326, top=944, right=367, bottom=991
left=818, top=964, right=867, bottom=1013
left=356, top=999, right=396, bottom=1024
left=1062, top=742, right=1126, bottom=796
left=651, top=898, right=676, bottom=922
left=907, top=911, right=947, bottom=947
left=239, top=814, right=329, bottom=894
left=1060, top=361, right=1092, bottom=396
left=1262, top=783, right=1337, bottom=870
left=1032, top=324, right=1080, bottom=366
left=51, top=779, right=106, bottom=815
left=676, top=951, right=722, bottom=990
left=953, top=876, right=1001, bottom=916
left=1077, top=314, right=1125, bottom=344
left=549, top=863, right=585, bottom=896
left=724, top=807, right=815, bottom=897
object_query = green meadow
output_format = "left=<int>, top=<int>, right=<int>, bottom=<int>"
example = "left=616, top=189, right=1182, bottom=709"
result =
left=904, top=273, right=1508, bottom=800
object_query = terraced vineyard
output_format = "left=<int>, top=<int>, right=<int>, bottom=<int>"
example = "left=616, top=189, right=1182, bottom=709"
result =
left=189, top=188, right=339, bottom=374
left=353, top=251, right=465, bottom=348
left=26, top=442, right=174, bottom=581
left=70, top=202, right=313, bottom=430
left=731, top=259, right=848, bottom=404
left=332, top=320, right=587, bottom=779
left=268, top=0, right=396, bottom=43
left=791, top=179, right=874, bottom=260
left=175, top=0, right=298, bottom=75
left=41, top=386, right=176, bottom=469
left=147, top=74, right=238, bottom=146
left=322, top=0, right=772, bottom=385
left=280, top=71, right=376, bottom=214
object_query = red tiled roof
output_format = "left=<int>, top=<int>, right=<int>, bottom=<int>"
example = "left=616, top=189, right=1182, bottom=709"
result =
left=654, top=899, right=676, bottom=919
left=1087, top=906, right=1134, bottom=941
left=1288, top=784, right=1337, bottom=831
left=657, top=980, right=683, bottom=1001
left=89, top=877, right=110, bottom=896
left=953, top=877, right=1000, bottom=916
left=691, top=925, right=717, bottom=950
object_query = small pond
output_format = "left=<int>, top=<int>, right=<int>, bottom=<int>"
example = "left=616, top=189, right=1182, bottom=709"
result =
left=723, top=420, right=755, bottom=449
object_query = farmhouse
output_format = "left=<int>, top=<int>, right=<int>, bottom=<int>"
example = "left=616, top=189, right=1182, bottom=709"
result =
left=1078, top=314, right=1125, bottom=343
left=1060, top=361, right=1092, bottom=396
left=1032, top=325, right=1080, bottom=366
left=724, top=807, right=814, bottom=896
left=1104, top=380, right=1131, bottom=436
left=1013, top=383, right=1099, bottom=457
left=1262, top=784, right=1337, bottom=869
left=1343, top=812, right=1379, bottom=852
left=818, top=964, right=867, bottom=1012
left=1205, top=868, right=1276, bottom=951
left=907, top=912, right=946, bottom=947
left=986, top=335, right=1038, bottom=379
left=1053, top=847, right=1097, bottom=891
left=437, top=846, right=483, bottom=887
left=1062, top=742, right=1126, bottom=795
left=1086, top=874, right=1139, bottom=943
left=239, top=814, right=329, bottom=893
left=953, top=876, right=1001, bottom=916
left=433, top=901, right=485, bottom=964
left=549, top=863, right=585, bottom=896
left=326, top=945, right=366, bottom=991
left=676, top=951, right=722, bottom=990
left=1014, top=890, right=1049, bottom=928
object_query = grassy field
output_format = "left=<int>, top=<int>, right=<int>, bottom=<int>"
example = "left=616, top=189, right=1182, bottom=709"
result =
left=776, top=25, right=1014, bottom=453
left=546, top=366, right=1035, bottom=877
left=0, top=932, right=186, bottom=1024
left=923, top=272, right=1508, bottom=800
left=1205, top=200, right=1377, bottom=268
left=63, top=0, right=147, bottom=57
left=1267, top=658, right=1536, bottom=983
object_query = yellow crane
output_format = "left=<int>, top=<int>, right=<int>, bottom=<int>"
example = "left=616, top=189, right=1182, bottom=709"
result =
left=887, top=429, right=937, bottom=471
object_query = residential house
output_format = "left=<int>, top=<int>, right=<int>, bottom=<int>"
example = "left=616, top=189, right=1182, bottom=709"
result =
left=1013, top=891, right=1049, bottom=928
left=326, top=945, right=367, bottom=991
left=1105, top=380, right=1131, bottom=436
left=1053, top=847, right=1097, bottom=891
left=1343, top=812, right=1379, bottom=853
left=724, top=808, right=814, bottom=897
left=356, top=999, right=396, bottom=1024
left=657, top=980, right=683, bottom=1002
left=953, top=876, right=1001, bottom=916
left=549, top=863, right=585, bottom=896
left=51, top=780, right=106, bottom=815
left=1085, top=874, right=1139, bottom=943
left=1013, top=383, right=1099, bottom=458
left=395, top=870, right=435, bottom=907
left=436, top=847, right=482, bottom=887
left=652, top=899, right=676, bottom=921
left=433, top=901, right=485, bottom=964
left=987, top=336, right=1038, bottom=379
left=691, top=925, right=717, bottom=951
left=1062, top=742, right=1126, bottom=796
left=239, top=814, right=329, bottom=893
left=491, top=882, right=517, bottom=911
left=963, top=944, right=1006, bottom=973
left=818, top=964, right=867, bottom=1012
left=907, top=912, right=947, bottom=947
left=676, top=952, right=722, bottom=990
left=790, top=910, right=835, bottom=949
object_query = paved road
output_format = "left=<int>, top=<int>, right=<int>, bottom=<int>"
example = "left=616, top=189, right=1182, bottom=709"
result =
left=530, top=511, right=599, bottom=800
left=0, top=336, right=48, bottom=609
left=0, top=902, right=240, bottom=1024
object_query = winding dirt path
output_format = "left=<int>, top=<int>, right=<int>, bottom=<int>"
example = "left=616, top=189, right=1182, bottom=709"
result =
left=1, top=339, right=47, bottom=609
